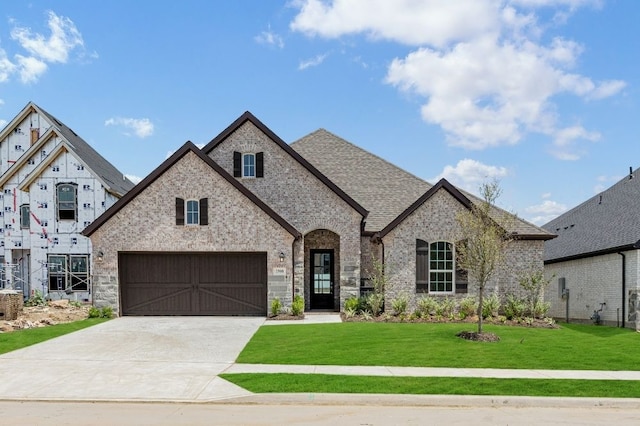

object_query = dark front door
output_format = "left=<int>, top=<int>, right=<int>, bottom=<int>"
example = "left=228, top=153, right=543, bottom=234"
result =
left=310, top=249, right=334, bottom=310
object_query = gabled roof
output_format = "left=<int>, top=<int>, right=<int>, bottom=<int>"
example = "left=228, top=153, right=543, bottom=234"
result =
left=83, top=141, right=301, bottom=238
left=202, top=112, right=368, bottom=220
left=291, top=128, right=553, bottom=239
left=0, top=102, right=134, bottom=197
left=543, top=168, right=640, bottom=263
left=378, top=178, right=470, bottom=238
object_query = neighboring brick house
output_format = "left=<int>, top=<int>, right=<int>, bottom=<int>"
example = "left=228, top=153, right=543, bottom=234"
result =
left=543, top=168, right=640, bottom=329
left=85, top=112, right=553, bottom=316
left=0, top=102, right=134, bottom=301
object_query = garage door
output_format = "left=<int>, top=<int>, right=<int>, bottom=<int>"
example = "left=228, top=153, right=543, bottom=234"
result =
left=119, top=252, right=267, bottom=316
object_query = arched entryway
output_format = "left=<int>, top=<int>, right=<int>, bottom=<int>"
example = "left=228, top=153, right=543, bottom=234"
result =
left=304, top=229, right=340, bottom=311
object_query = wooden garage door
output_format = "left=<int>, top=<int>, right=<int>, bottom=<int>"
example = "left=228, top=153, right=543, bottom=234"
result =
left=119, top=252, right=267, bottom=316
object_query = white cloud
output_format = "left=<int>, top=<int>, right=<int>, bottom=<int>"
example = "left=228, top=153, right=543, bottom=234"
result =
left=549, top=125, right=599, bottom=160
left=105, top=117, right=154, bottom=138
left=298, top=53, right=328, bottom=70
left=593, top=174, right=622, bottom=193
left=124, top=174, right=143, bottom=185
left=255, top=25, right=284, bottom=48
left=10, top=11, right=84, bottom=63
left=290, top=0, right=499, bottom=47
left=525, top=199, right=568, bottom=225
left=0, top=48, right=16, bottom=82
left=431, top=158, right=509, bottom=194
left=0, top=119, right=7, bottom=129
left=0, top=11, right=89, bottom=84
left=15, top=54, right=48, bottom=83
left=291, top=0, right=624, bottom=159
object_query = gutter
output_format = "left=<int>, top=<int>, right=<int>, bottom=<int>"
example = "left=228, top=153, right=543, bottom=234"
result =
left=618, top=252, right=626, bottom=328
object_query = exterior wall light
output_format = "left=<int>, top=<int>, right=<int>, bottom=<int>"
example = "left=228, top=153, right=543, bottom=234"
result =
left=96, top=250, right=104, bottom=263
left=279, top=251, right=285, bottom=262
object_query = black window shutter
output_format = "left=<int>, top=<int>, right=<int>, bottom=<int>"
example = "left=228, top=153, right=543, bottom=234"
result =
left=256, top=152, right=264, bottom=178
left=199, top=198, right=208, bottom=225
left=175, top=198, right=184, bottom=226
left=233, top=151, right=241, bottom=177
left=416, top=239, right=429, bottom=292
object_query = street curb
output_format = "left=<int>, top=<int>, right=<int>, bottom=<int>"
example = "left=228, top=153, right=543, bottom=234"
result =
left=217, top=393, right=640, bottom=409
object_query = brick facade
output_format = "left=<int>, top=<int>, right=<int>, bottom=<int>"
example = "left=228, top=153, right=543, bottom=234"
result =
left=381, top=189, right=544, bottom=311
left=208, top=122, right=362, bottom=310
left=90, top=151, right=295, bottom=313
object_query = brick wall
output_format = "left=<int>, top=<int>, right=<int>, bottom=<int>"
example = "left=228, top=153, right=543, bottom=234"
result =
left=382, top=189, right=545, bottom=311
left=544, top=249, right=639, bottom=329
left=208, top=122, right=362, bottom=309
left=89, top=151, right=295, bottom=314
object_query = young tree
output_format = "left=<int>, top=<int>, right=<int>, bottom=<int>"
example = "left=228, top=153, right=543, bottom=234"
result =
left=456, top=181, right=514, bottom=335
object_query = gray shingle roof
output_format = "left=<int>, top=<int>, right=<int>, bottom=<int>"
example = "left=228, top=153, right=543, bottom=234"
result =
left=37, top=105, right=135, bottom=196
left=291, top=128, right=552, bottom=239
left=543, top=168, right=640, bottom=262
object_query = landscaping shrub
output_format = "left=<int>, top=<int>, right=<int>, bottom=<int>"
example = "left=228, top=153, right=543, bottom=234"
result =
left=390, top=293, right=409, bottom=316
left=415, top=296, right=437, bottom=318
left=291, top=295, right=304, bottom=317
left=458, top=296, right=477, bottom=319
left=270, top=298, right=282, bottom=317
left=435, top=297, right=455, bottom=319
left=366, top=293, right=384, bottom=316
left=88, top=306, right=113, bottom=319
left=503, top=294, right=526, bottom=320
left=482, top=293, right=501, bottom=319
left=24, top=290, right=46, bottom=307
left=533, top=299, right=551, bottom=319
left=344, top=297, right=360, bottom=313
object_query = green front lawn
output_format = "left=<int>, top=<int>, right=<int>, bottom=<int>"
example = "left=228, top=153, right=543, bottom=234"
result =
left=0, top=318, right=109, bottom=355
left=237, top=322, right=639, bottom=370
left=220, top=373, right=640, bottom=398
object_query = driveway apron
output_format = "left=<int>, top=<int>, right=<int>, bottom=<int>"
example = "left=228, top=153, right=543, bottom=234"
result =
left=0, top=317, right=265, bottom=402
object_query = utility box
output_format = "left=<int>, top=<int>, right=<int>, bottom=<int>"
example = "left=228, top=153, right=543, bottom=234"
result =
left=558, top=277, right=566, bottom=299
left=0, top=290, right=23, bottom=320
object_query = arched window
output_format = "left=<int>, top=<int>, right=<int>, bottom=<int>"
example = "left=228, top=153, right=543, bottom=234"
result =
left=57, top=183, right=77, bottom=220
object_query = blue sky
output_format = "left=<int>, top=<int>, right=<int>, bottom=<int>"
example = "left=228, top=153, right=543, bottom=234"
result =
left=0, top=0, right=637, bottom=226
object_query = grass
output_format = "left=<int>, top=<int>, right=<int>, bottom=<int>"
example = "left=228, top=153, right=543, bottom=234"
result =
left=220, top=373, right=640, bottom=398
left=237, top=322, right=640, bottom=370
left=0, top=318, right=109, bottom=355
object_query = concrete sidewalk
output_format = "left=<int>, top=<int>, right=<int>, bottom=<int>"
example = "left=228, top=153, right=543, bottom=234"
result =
left=225, top=363, right=640, bottom=380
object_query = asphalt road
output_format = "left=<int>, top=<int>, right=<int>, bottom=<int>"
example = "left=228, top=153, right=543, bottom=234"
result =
left=2, top=401, right=640, bottom=425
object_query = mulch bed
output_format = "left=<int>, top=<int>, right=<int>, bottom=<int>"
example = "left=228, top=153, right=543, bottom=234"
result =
left=456, top=330, right=501, bottom=342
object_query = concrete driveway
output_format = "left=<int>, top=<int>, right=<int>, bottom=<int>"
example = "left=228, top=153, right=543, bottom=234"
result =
left=0, top=317, right=265, bottom=402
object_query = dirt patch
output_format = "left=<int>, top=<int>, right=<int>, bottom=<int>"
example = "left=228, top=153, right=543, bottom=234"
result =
left=0, top=300, right=90, bottom=333
left=267, top=314, right=305, bottom=321
left=456, top=330, right=501, bottom=342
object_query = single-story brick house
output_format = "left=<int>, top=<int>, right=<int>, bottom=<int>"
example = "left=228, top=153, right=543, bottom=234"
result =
left=543, top=167, right=640, bottom=329
left=84, top=112, right=554, bottom=316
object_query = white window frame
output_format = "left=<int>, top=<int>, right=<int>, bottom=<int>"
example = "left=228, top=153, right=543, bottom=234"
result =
left=185, top=199, right=199, bottom=225
left=242, top=153, right=255, bottom=178
left=57, top=183, right=77, bottom=220
left=429, top=241, right=455, bottom=294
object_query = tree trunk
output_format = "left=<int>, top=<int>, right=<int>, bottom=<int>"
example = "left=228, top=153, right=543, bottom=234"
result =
left=477, top=286, right=484, bottom=335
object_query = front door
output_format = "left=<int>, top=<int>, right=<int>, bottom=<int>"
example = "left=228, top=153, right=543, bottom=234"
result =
left=310, top=250, right=334, bottom=310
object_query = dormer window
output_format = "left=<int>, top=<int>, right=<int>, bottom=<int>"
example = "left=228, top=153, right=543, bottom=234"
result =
left=233, top=151, right=263, bottom=178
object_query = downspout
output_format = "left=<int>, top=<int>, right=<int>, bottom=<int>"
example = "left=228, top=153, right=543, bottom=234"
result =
left=618, top=252, right=626, bottom=328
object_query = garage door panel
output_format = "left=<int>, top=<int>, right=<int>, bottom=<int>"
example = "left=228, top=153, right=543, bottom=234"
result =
left=120, top=252, right=267, bottom=316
